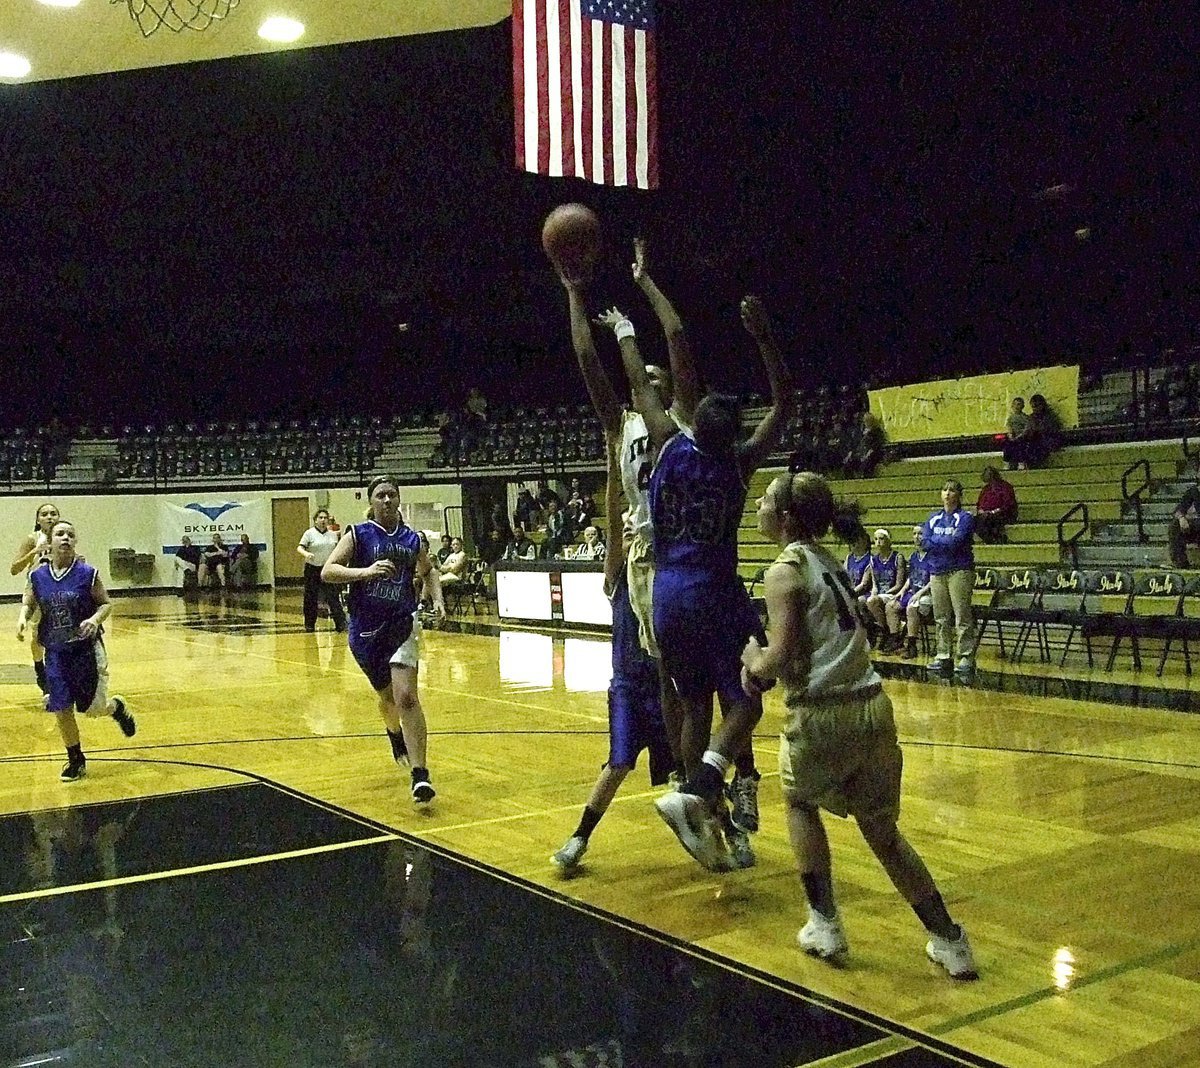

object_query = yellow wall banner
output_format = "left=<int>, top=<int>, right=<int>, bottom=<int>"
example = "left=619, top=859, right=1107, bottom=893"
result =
left=868, top=366, right=1079, bottom=443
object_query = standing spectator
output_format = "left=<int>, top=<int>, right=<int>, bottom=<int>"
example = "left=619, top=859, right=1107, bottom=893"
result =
left=297, top=508, right=347, bottom=632
left=543, top=499, right=569, bottom=558
left=866, top=529, right=906, bottom=651
left=1001, top=397, right=1030, bottom=470
left=514, top=488, right=542, bottom=532
left=537, top=479, right=564, bottom=514
left=920, top=479, right=977, bottom=680
left=1166, top=459, right=1200, bottom=569
left=566, top=481, right=594, bottom=531
left=975, top=465, right=1018, bottom=544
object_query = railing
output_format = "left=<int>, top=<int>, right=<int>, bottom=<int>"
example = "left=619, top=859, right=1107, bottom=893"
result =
left=1121, top=458, right=1152, bottom=543
left=1057, top=502, right=1090, bottom=570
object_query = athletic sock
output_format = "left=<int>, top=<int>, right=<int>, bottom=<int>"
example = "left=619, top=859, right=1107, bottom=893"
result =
left=913, top=891, right=960, bottom=942
left=387, top=729, right=408, bottom=759
left=801, top=872, right=837, bottom=919
left=34, top=660, right=47, bottom=694
left=411, top=766, right=430, bottom=784
left=573, top=805, right=603, bottom=842
left=683, top=760, right=725, bottom=801
left=733, top=753, right=759, bottom=778
left=66, top=744, right=84, bottom=764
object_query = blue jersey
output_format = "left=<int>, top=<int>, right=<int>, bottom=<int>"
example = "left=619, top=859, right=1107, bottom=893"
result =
left=908, top=550, right=931, bottom=591
left=29, top=560, right=100, bottom=649
left=922, top=508, right=976, bottom=575
left=845, top=551, right=873, bottom=588
left=871, top=550, right=901, bottom=592
left=346, top=520, right=421, bottom=632
left=649, top=431, right=746, bottom=581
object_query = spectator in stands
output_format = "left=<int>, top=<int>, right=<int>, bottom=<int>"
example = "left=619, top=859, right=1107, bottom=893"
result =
left=502, top=525, right=537, bottom=561
left=465, top=385, right=488, bottom=423
left=229, top=533, right=259, bottom=590
left=1021, top=393, right=1061, bottom=468
left=1166, top=460, right=1200, bottom=569
left=866, top=529, right=907, bottom=651
left=436, top=534, right=453, bottom=566
left=572, top=525, right=606, bottom=562
left=842, top=412, right=886, bottom=478
left=919, top=479, right=977, bottom=680
left=480, top=520, right=509, bottom=566
left=438, top=537, right=468, bottom=586
left=975, top=465, right=1018, bottom=544
left=537, top=479, right=564, bottom=514
left=543, top=499, right=568, bottom=558
left=514, top=488, right=542, bottom=532
left=199, top=533, right=230, bottom=589
left=844, top=529, right=875, bottom=609
left=174, top=536, right=201, bottom=595
left=1001, top=397, right=1030, bottom=470
left=566, top=481, right=594, bottom=531
left=899, top=527, right=933, bottom=659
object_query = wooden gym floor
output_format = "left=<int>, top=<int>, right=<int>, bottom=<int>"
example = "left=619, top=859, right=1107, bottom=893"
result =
left=2, top=589, right=1199, bottom=1066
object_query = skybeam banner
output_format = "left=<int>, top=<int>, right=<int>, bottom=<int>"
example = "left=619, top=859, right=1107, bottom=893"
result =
left=159, top=498, right=269, bottom=556
left=868, top=366, right=1079, bottom=444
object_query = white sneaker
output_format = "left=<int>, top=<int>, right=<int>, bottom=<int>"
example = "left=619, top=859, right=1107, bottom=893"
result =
left=954, top=659, right=975, bottom=681
left=927, top=656, right=951, bottom=673
left=797, top=908, right=848, bottom=961
left=550, top=835, right=588, bottom=872
left=926, top=927, right=979, bottom=980
left=654, top=791, right=733, bottom=872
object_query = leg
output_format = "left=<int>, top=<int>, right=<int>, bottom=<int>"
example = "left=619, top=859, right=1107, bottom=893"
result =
left=884, top=596, right=903, bottom=642
left=322, top=581, right=347, bottom=631
left=551, top=764, right=632, bottom=871
left=1167, top=519, right=1191, bottom=570
left=785, top=791, right=847, bottom=959
left=302, top=565, right=320, bottom=629
left=198, top=562, right=209, bottom=588
left=948, top=569, right=977, bottom=666
left=866, top=594, right=887, bottom=633
left=929, top=574, right=953, bottom=664
left=857, top=812, right=978, bottom=979
left=656, top=665, right=685, bottom=775
left=390, top=664, right=428, bottom=771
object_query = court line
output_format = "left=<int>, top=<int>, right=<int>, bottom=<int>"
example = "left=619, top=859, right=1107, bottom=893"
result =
left=0, top=833, right=397, bottom=905
left=249, top=777, right=1001, bottom=1068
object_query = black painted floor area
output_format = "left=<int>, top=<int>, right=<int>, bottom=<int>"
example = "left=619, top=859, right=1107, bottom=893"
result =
left=1, top=785, right=996, bottom=1067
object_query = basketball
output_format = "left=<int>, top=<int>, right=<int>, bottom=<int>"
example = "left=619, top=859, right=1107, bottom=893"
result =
left=541, top=202, right=601, bottom=278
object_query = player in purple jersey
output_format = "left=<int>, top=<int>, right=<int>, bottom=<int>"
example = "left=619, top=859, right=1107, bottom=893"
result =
left=16, top=520, right=136, bottom=781
left=601, top=295, right=794, bottom=872
left=550, top=433, right=674, bottom=873
left=323, top=476, right=445, bottom=804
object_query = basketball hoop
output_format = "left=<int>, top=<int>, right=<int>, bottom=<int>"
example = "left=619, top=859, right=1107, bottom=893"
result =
left=112, top=0, right=240, bottom=36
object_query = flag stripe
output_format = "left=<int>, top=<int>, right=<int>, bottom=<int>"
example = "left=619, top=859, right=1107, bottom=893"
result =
left=514, top=1, right=657, bottom=189
left=534, top=0, right=550, bottom=176
left=513, top=0, right=525, bottom=169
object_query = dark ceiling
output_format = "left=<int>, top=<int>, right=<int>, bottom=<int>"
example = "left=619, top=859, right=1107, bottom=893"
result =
left=1, top=3, right=1197, bottom=424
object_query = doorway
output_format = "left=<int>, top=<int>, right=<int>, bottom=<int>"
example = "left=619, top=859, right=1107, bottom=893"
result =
left=271, top=497, right=311, bottom=585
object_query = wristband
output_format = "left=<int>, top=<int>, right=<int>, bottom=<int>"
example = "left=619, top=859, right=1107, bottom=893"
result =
left=614, top=319, right=636, bottom=342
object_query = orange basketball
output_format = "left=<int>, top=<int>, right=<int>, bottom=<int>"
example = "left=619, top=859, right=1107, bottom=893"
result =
left=541, top=202, right=601, bottom=278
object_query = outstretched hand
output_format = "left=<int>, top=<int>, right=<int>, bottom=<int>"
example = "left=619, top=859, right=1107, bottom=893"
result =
left=740, top=295, right=772, bottom=339
left=632, top=237, right=648, bottom=284
left=594, top=307, right=629, bottom=332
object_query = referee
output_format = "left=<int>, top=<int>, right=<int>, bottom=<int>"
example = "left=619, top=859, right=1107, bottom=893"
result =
left=296, top=508, right=346, bottom=631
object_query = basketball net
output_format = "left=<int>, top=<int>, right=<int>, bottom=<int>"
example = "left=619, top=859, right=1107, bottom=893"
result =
left=113, top=0, right=240, bottom=36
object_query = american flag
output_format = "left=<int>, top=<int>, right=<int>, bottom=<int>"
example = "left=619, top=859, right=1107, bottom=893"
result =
left=514, top=0, right=658, bottom=190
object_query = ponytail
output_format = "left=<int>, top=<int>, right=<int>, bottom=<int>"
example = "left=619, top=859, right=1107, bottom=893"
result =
left=829, top=501, right=867, bottom=546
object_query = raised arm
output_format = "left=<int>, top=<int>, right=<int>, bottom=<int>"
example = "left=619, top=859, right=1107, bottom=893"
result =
left=322, top=530, right=392, bottom=585
left=595, top=307, right=677, bottom=452
left=10, top=534, right=37, bottom=577
left=736, top=295, right=795, bottom=476
left=601, top=431, right=624, bottom=595
left=564, top=278, right=623, bottom=437
left=632, top=238, right=701, bottom=424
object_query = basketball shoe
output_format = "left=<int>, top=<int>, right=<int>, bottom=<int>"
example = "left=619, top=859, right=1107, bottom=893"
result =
left=797, top=908, right=848, bottom=962
left=926, top=927, right=978, bottom=980
left=654, top=792, right=732, bottom=872
left=550, top=835, right=588, bottom=872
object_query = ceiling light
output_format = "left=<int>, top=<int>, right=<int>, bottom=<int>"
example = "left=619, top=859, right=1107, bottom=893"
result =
left=258, top=16, right=304, bottom=43
left=37, top=0, right=83, bottom=8
left=0, top=53, right=32, bottom=79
